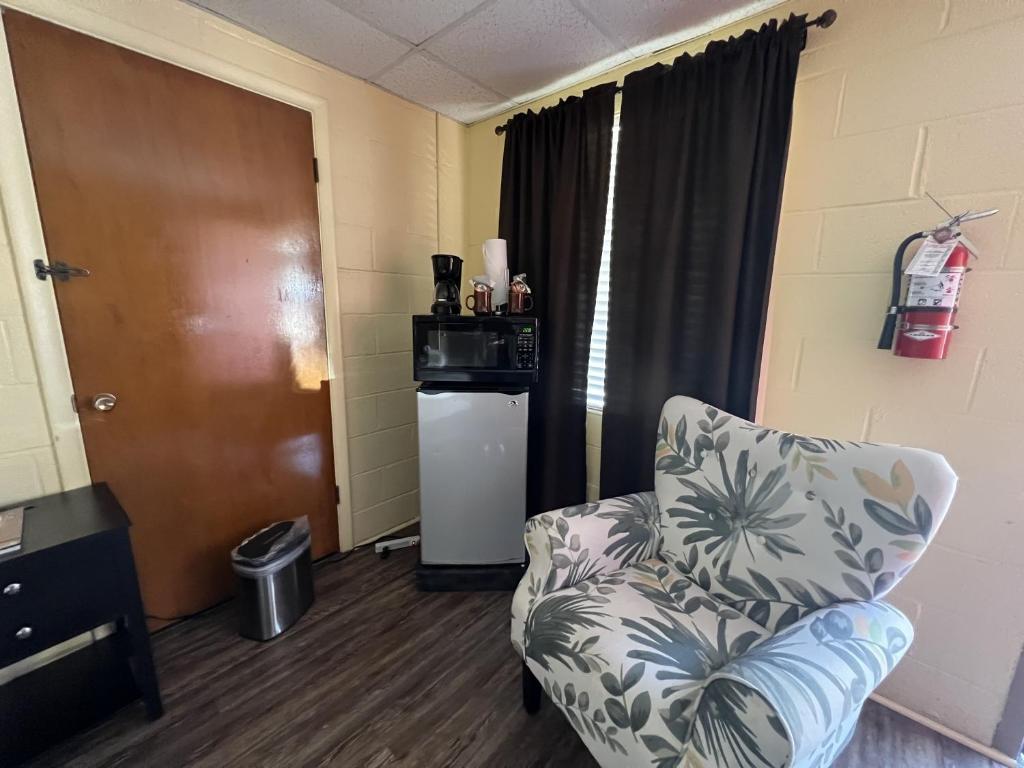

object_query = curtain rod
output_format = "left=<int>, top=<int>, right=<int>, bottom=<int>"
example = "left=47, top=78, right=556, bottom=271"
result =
left=493, top=9, right=837, bottom=136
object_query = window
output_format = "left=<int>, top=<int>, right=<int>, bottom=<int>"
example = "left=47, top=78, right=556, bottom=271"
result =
left=586, top=121, right=619, bottom=410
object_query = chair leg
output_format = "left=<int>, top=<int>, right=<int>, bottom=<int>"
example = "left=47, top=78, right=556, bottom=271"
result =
left=522, top=661, right=542, bottom=714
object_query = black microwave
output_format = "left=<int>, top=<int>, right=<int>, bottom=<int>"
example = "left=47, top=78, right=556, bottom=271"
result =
left=412, top=315, right=539, bottom=384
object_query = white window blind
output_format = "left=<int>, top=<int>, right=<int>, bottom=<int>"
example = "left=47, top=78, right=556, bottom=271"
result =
left=586, top=121, right=619, bottom=410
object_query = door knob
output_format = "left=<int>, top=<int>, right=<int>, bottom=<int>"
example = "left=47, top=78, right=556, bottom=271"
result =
left=15, top=626, right=33, bottom=640
left=92, top=393, right=117, bottom=411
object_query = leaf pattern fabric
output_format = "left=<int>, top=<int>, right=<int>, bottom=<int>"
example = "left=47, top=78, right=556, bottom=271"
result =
left=655, top=396, right=957, bottom=631
left=722, top=601, right=913, bottom=767
left=512, top=493, right=662, bottom=660
left=688, top=679, right=790, bottom=768
left=524, top=558, right=772, bottom=764
left=511, top=396, right=957, bottom=767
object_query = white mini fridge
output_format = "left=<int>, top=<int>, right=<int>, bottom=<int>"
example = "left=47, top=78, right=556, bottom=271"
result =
left=416, top=386, right=528, bottom=575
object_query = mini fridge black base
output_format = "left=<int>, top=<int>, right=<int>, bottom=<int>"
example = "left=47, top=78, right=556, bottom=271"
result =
left=416, top=562, right=524, bottom=591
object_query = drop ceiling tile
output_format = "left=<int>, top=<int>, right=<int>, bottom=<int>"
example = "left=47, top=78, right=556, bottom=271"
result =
left=375, top=52, right=513, bottom=124
left=579, top=0, right=783, bottom=56
left=192, top=0, right=411, bottom=79
left=329, top=0, right=491, bottom=45
left=425, top=0, right=627, bottom=100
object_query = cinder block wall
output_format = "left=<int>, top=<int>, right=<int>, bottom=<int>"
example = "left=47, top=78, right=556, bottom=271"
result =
left=0, top=205, right=59, bottom=501
left=468, top=0, right=1024, bottom=751
left=337, top=107, right=469, bottom=544
left=764, top=0, right=1024, bottom=746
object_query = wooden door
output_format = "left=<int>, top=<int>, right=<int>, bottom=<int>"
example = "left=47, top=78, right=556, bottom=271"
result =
left=5, top=10, right=339, bottom=619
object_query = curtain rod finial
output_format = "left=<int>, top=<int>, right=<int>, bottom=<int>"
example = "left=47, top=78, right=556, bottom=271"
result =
left=814, top=9, right=838, bottom=28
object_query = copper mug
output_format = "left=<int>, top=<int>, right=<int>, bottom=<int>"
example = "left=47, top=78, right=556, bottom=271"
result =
left=509, top=291, right=533, bottom=314
left=465, top=287, right=493, bottom=315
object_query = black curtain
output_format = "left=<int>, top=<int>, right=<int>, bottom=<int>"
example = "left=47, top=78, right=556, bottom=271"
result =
left=600, top=16, right=804, bottom=498
left=499, top=83, right=616, bottom=516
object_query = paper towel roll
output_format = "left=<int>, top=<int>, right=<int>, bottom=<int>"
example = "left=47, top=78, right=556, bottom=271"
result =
left=483, top=238, right=509, bottom=308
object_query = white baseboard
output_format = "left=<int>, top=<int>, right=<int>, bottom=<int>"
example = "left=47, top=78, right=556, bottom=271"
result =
left=870, top=693, right=1016, bottom=767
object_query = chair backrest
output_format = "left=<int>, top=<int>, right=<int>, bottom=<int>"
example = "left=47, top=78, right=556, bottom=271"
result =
left=654, top=396, right=957, bottom=630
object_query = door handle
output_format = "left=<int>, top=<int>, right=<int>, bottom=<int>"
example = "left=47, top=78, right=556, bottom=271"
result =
left=92, top=393, right=117, bottom=411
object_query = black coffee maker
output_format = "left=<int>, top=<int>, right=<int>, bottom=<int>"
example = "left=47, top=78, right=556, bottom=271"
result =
left=430, top=254, right=463, bottom=315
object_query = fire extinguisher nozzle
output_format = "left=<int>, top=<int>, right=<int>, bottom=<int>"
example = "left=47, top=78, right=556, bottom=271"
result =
left=877, top=314, right=898, bottom=350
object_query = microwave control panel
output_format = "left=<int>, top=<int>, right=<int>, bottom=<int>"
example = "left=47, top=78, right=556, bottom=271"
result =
left=515, top=326, right=537, bottom=369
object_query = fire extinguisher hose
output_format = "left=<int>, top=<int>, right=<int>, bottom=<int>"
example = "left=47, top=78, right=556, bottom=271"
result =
left=877, top=231, right=927, bottom=350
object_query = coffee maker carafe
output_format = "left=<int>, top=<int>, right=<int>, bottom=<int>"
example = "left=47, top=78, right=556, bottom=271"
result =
left=430, top=254, right=463, bottom=315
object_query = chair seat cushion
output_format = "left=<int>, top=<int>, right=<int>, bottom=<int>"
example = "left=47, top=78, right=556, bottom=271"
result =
left=523, top=557, right=770, bottom=762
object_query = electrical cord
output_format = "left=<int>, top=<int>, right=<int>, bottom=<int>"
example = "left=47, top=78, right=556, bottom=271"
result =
left=146, top=597, right=232, bottom=625
left=312, top=546, right=360, bottom=568
left=145, top=546, right=363, bottom=623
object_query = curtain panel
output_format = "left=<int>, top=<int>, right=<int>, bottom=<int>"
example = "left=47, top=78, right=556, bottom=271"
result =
left=600, top=16, right=805, bottom=498
left=499, top=82, right=616, bottom=516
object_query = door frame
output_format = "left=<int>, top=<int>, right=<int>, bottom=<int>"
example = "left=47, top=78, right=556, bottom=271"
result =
left=0, top=4, right=355, bottom=550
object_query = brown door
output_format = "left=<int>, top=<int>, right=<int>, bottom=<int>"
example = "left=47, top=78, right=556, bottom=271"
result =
left=5, top=10, right=339, bottom=620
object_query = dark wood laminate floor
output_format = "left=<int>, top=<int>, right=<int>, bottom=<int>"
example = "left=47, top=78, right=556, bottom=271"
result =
left=24, top=544, right=1003, bottom=767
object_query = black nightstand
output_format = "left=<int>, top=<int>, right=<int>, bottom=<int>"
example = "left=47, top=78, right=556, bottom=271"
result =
left=0, top=484, right=162, bottom=761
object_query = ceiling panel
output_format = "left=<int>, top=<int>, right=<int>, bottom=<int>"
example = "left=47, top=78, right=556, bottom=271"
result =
left=425, top=0, right=628, bottom=100
left=189, top=0, right=781, bottom=123
left=579, top=0, right=783, bottom=56
left=191, top=0, right=410, bottom=79
left=376, top=52, right=514, bottom=124
left=329, top=0, right=491, bottom=45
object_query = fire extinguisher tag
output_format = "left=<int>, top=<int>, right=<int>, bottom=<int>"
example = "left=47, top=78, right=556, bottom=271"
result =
left=905, top=235, right=958, bottom=276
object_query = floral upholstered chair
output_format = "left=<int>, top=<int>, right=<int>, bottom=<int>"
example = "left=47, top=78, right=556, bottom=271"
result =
left=511, top=396, right=957, bottom=767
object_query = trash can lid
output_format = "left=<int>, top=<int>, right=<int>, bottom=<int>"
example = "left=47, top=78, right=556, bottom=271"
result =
left=232, top=516, right=310, bottom=568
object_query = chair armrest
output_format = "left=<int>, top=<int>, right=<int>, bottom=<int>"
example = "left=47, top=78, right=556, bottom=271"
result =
left=510, top=492, right=661, bottom=658
left=698, top=601, right=913, bottom=767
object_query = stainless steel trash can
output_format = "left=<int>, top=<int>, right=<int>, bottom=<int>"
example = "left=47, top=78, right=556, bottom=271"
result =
left=231, top=516, right=314, bottom=641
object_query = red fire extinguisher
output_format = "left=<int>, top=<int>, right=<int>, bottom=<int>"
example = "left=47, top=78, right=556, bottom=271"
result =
left=877, top=207, right=998, bottom=359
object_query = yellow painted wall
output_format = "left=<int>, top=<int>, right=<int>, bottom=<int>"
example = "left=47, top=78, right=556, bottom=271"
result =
left=0, top=0, right=467, bottom=547
left=466, top=0, right=1024, bottom=751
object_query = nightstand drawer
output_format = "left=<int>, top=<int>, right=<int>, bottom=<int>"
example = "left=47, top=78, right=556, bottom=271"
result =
left=0, top=538, right=122, bottom=667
